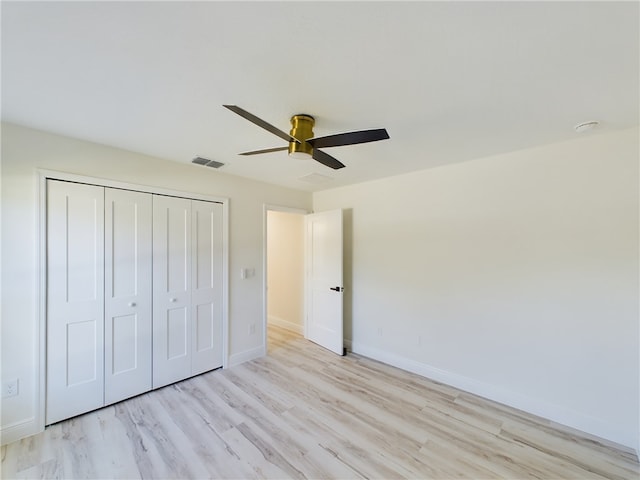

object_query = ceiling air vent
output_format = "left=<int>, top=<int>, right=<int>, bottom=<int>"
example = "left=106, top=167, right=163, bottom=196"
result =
left=192, top=156, right=224, bottom=168
left=298, top=172, right=333, bottom=184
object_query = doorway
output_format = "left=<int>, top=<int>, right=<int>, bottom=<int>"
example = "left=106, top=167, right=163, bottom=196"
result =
left=264, top=206, right=306, bottom=353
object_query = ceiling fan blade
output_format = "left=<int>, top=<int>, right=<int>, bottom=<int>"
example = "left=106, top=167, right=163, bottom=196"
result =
left=223, top=105, right=300, bottom=143
left=239, top=146, right=289, bottom=156
left=313, top=149, right=345, bottom=170
left=307, top=128, right=389, bottom=149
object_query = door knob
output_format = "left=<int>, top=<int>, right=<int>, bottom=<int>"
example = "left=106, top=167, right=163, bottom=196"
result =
left=169, top=298, right=177, bottom=303
left=128, top=302, right=136, bottom=307
left=329, top=286, right=343, bottom=292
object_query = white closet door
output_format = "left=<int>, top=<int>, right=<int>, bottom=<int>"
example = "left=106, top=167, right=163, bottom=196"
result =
left=152, top=195, right=192, bottom=388
left=104, top=188, right=152, bottom=405
left=191, top=200, right=224, bottom=375
left=46, top=180, right=105, bottom=425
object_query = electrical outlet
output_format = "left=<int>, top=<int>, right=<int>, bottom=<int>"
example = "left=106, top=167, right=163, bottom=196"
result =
left=3, top=379, right=18, bottom=398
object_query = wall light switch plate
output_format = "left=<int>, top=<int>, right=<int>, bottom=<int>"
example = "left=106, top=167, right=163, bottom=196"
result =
left=2, top=379, right=18, bottom=398
left=240, top=268, right=255, bottom=279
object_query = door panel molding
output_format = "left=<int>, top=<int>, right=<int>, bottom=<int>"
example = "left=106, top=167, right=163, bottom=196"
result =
left=191, top=200, right=224, bottom=375
left=46, top=180, right=105, bottom=424
left=104, top=188, right=152, bottom=405
left=153, top=195, right=192, bottom=388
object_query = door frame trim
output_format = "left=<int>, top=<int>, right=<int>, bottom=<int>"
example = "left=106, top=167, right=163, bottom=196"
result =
left=37, top=169, right=230, bottom=433
left=262, top=204, right=308, bottom=355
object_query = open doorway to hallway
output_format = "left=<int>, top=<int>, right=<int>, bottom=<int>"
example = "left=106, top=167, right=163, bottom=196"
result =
left=265, top=208, right=306, bottom=353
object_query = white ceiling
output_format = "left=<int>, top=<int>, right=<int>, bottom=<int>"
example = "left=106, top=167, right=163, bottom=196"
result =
left=2, top=1, right=638, bottom=192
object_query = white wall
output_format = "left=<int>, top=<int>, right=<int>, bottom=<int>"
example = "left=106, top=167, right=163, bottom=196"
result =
left=314, top=127, right=639, bottom=452
left=0, top=123, right=311, bottom=444
left=3, top=122, right=638, bottom=453
left=267, top=211, right=304, bottom=334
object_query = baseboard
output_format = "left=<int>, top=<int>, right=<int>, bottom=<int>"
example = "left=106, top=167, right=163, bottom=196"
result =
left=267, top=315, right=303, bottom=335
left=228, top=345, right=265, bottom=367
left=350, top=341, right=638, bottom=455
left=0, top=416, right=40, bottom=446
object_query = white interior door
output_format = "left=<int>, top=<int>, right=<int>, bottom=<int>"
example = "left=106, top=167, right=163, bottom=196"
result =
left=305, top=209, right=344, bottom=355
left=46, top=180, right=105, bottom=424
left=191, top=200, right=224, bottom=375
left=104, top=188, right=152, bottom=405
left=153, top=195, right=192, bottom=388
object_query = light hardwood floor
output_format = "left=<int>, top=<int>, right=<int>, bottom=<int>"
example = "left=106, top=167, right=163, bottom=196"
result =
left=2, top=325, right=639, bottom=479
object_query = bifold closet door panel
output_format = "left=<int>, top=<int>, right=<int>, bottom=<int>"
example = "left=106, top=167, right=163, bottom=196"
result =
left=104, top=188, right=153, bottom=405
left=46, top=180, right=105, bottom=425
left=152, top=195, right=192, bottom=388
left=191, top=200, right=224, bottom=375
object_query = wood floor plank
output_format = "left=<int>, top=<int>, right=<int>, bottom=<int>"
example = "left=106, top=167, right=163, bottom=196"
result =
left=285, top=403, right=440, bottom=479
left=2, top=324, right=638, bottom=479
left=500, top=421, right=639, bottom=479
left=212, top=371, right=362, bottom=479
left=151, top=385, right=250, bottom=479
left=220, top=424, right=299, bottom=479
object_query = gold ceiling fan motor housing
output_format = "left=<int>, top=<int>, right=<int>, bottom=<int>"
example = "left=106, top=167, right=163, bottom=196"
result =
left=288, top=114, right=315, bottom=158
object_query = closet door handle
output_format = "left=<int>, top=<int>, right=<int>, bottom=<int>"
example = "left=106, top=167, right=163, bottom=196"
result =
left=169, top=298, right=177, bottom=303
left=128, top=302, right=136, bottom=307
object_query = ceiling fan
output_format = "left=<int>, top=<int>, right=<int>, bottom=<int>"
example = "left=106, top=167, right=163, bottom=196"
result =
left=223, top=105, right=389, bottom=170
